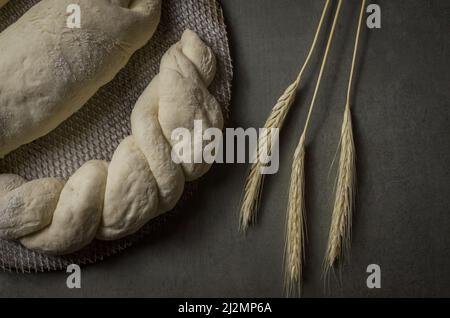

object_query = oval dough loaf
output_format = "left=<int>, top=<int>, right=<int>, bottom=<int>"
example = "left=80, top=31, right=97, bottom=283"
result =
left=0, top=0, right=161, bottom=157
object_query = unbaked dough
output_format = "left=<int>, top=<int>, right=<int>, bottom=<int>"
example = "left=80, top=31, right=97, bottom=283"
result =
left=0, top=30, right=223, bottom=254
left=0, top=178, right=64, bottom=240
left=21, top=161, right=108, bottom=255
left=0, top=0, right=161, bottom=158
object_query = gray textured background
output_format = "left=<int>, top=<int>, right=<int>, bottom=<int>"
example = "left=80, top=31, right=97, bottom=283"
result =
left=1, top=0, right=449, bottom=297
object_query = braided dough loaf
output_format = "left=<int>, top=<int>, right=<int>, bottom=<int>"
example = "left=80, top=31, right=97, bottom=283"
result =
left=0, top=30, right=223, bottom=255
left=0, top=0, right=162, bottom=158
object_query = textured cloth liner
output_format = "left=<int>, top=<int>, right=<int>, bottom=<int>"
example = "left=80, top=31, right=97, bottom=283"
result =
left=0, top=0, right=232, bottom=272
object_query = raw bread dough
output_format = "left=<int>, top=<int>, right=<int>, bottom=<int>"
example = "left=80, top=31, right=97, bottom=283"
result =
left=0, top=0, right=161, bottom=158
left=0, top=30, right=224, bottom=254
left=98, top=136, right=160, bottom=240
left=159, top=31, right=223, bottom=181
left=131, top=76, right=186, bottom=214
left=21, top=161, right=108, bottom=255
left=0, top=178, right=64, bottom=240
left=0, top=174, right=26, bottom=197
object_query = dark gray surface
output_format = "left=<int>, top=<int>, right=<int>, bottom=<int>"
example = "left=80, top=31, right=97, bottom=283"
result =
left=1, top=0, right=449, bottom=297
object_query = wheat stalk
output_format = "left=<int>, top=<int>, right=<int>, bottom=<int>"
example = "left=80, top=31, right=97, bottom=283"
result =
left=284, top=133, right=306, bottom=297
left=239, top=0, right=331, bottom=232
left=324, top=106, right=356, bottom=269
left=284, top=0, right=343, bottom=296
left=324, top=0, right=366, bottom=271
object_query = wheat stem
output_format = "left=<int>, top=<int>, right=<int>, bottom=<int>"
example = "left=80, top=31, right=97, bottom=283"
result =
left=346, top=0, right=366, bottom=107
left=284, top=0, right=343, bottom=297
left=324, top=0, right=366, bottom=272
left=239, top=0, right=331, bottom=232
left=302, top=0, right=343, bottom=138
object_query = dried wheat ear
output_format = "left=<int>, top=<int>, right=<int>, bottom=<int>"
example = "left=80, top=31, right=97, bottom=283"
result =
left=324, top=0, right=366, bottom=273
